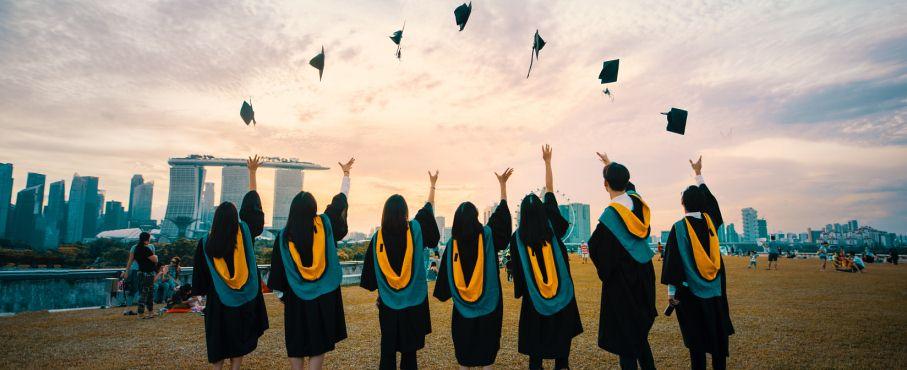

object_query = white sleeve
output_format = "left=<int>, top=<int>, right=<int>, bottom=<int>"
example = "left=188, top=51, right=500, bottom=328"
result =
left=695, top=175, right=705, bottom=186
left=340, top=176, right=350, bottom=196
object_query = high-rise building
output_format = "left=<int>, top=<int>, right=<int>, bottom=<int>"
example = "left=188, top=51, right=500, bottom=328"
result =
left=44, top=180, right=66, bottom=247
left=757, top=218, right=768, bottom=239
left=127, top=174, right=144, bottom=220
left=742, top=207, right=759, bottom=241
left=198, top=182, right=216, bottom=231
left=220, top=166, right=249, bottom=208
left=103, top=201, right=128, bottom=231
left=129, top=181, right=154, bottom=227
left=660, top=231, right=671, bottom=244
left=162, top=165, right=206, bottom=238
left=717, top=224, right=727, bottom=243
left=558, top=203, right=591, bottom=244
left=435, top=216, right=446, bottom=243
left=0, top=163, right=12, bottom=238
left=64, top=174, right=99, bottom=242
left=25, top=172, right=46, bottom=216
left=848, top=220, right=859, bottom=231
left=726, top=223, right=739, bottom=243
left=10, top=185, right=41, bottom=245
left=272, top=169, right=303, bottom=229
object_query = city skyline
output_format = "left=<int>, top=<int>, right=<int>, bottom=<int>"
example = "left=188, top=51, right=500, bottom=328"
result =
left=1, top=1, right=906, bottom=236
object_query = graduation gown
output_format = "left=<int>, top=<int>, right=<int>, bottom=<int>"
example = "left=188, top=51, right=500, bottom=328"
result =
left=661, top=183, right=735, bottom=357
left=360, top=203, right=440, bottom=352
left=433, top=201, right=512, bottom=366
left=588, top=188, right=657, bottom=356
left=508, top=192, right=583, bottom=358
left=268, top=193, right=349, bottom=357
left=191, top=191, right=269, bottom=364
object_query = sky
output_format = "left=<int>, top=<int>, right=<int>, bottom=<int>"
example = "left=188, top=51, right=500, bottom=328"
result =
left=1, top=0, right=906, bottom=236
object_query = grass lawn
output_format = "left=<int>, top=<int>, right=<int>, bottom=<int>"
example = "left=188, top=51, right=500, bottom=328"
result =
left=1, top=256, right=905, bottom=369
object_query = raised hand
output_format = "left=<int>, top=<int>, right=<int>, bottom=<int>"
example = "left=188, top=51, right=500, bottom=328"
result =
left=339, top=157, right=355, bottom=176
left=542, top=144, right=553, bottom=163
left=246, top=154, right=264, bottom=173
left=690, top=155, right=702, bottom=175
left=428, top=170, right=439, bottom=186
left=596, top=151, right=611, bottom=166
left=495, top=168, right=514, bottom=185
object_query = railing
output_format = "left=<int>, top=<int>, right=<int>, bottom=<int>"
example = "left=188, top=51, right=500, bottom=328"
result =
left=0, top=261, right=365, bottom=314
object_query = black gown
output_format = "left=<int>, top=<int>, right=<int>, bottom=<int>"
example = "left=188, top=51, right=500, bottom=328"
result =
left=268, top=193, right=349, bottom=357
left=191, top=191, right=270, bottom=364
left=587, top=188, right=657, bottom=356
left=433, top=201, right=512, bottom=367
left=508, top=192, right=583, bottom=358
left=360, top=203, right=440, bottom=353
left=661, top=183, right=735, bottom=357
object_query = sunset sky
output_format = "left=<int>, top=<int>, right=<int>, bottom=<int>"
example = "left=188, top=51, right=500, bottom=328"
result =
left=1, top=0, right=906, bottom=235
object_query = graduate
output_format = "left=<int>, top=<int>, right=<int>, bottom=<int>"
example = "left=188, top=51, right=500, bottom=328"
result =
left=191, top=155, right=269, bottom=369
left=433, top=168, right=514, bottom=369
left=360, top=171, right=441, bottom=370
left=587, top=152, right=657, bottom=370
left=508, top=145, right=583, bottom=370
left=661, top=157, right=735, bottom=370
left=267, top=158, right=355, bottom=370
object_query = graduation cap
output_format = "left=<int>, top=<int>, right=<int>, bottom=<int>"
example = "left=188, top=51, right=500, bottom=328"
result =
left=240, top=100, right=256, bottom=126
left=526, top=30, right=546, bottom=78
left=599, top=59, right=619, bottom=84
left=390, top=21, right=405, bottom=59
left=309, top=46, right=325, bottom=81
left=454, top=2, right=472, bottom=31
left=662, top=108, right=688, bottom=135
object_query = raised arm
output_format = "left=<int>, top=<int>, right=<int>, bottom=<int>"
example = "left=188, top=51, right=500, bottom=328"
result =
left=690, top=155, right=724, bottom=227
left=495, top=167, right=514, bottom=201
left=338, top=157, right=354, bottom=196
left=542, top=145, right=553, bottom=193
left=428, top=170, right=439, bottom=207
left=247, top=154, right=263, bottom=191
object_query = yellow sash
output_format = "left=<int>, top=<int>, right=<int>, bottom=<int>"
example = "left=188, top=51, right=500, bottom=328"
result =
left=684, top=214, right=721, bottom=280
left=212, top=229, right=249, bottom=290
left=452, top=236, right=484, bottom=303
left=527, top=242, right=559, bottom=299
left=288, top=216, right=328, bottom=281
left=376, top=228, right=413, bottom=290
left=609, top=194, right=651, bottom=238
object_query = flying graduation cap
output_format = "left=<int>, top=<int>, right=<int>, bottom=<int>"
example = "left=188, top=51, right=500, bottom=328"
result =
left=454, top=2, right=472, bottom=31
left=662, top=108, right=688, bottom=135
left=526, top=30, right=546, bottom=78
left=240, top=100, right=256, bottom=126
left=309, top=46, right=325, bottom=81
left=390, top=22, right=405, bottom=59
left=599, top=59, right=619, bottom=101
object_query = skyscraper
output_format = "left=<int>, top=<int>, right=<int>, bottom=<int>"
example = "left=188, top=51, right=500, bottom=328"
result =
left=435, top=216, right=446, bottom=243
left=220, top=166, right=249, bottom=208
left=127, top=174, right=144, bottom=220
left=0, top=163, right=12, bottom=238
left=10, top=185, right=41, bottom=245
left=162, top=165, right=206, bottom=238
left=726, top=223, right=739, bottom=242
left=64, top=174, right=99, bottom=242
left=757, top=218, right=768, bottom=239
left=25, top=172, right=46, bottom=216
left=129, top=181, right=154, bottom=227
left=103, top=201, right=127, bottom=231
left=44, top=180, right=66, bottom=247
left=198, top=182, right=216, bottom=231
left=742, top=207, right=759, bottom=241
left=558, top=203, right=591, bottom=244
left=272, top=169, right=303, bottom=229
left=717, top=224, right=727, bottom=243
left=848, top=220, right=858, bottom=231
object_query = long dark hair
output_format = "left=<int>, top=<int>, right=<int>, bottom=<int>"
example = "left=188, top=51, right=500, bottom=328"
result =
left=381, top=194, right=409, bottom=242
left=681, top=185, right=705, bottom=213
left=207, top=202, right=239, bottom=259
left=285, top=191, right=317, bottom=254
left=518, top=193, right=552, bottom=251
left=452, top=201, right=482, bottom=247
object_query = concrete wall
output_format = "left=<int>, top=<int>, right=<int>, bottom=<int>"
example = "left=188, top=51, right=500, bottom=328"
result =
left=0, top=261, right=365, bottom=314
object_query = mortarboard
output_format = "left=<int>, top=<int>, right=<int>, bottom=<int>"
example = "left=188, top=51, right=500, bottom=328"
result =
left=662, top=108, right=688, bottom=135
left=526, top=30, right=546, bottom=78
left=390, top=22, right=405, bottom=59
left=309, top=46, right=325, bottom=81
left=240, top=100, right=256, bottom=126
left=599, top=59, right=619, bottom=84
left=454, top=2, right=472, bottom=31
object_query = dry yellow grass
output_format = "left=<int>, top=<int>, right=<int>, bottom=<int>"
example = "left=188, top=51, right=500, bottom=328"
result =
left=1, top=256, right=906, bottom=369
